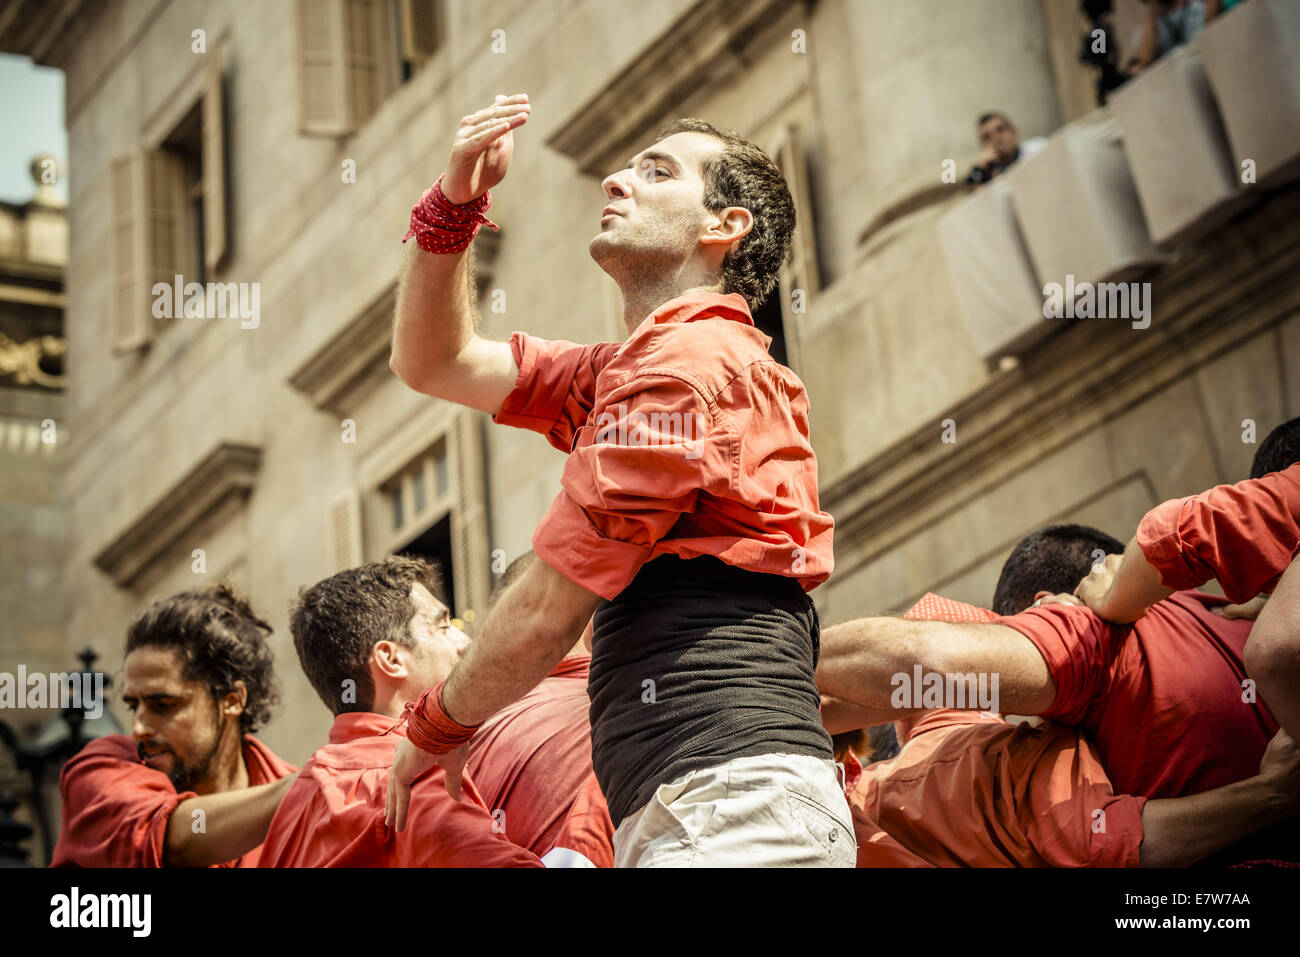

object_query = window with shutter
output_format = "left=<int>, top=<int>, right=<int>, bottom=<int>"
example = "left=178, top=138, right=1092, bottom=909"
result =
left=769, top=123, right=821, bottom=374
left=110, top=151, right=151, bottom=353
left=328, top=488, right=364, bottom=571
left=296, top=0, right=352, bottom=136
left=203, top=60, right=227, bottom=273
left=399, top=0, right=441, bottom=71
left=297, top=0, right=439, bottom=137
left=449, top=408, right=490, bottom=623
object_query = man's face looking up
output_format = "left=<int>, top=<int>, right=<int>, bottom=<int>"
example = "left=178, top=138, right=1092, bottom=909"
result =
left=589, top=130, right=730, bottom=281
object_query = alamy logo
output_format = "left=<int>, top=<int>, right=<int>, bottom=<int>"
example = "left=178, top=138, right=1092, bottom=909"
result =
left=0, top=667, right=104, bottom=719
left=1042, top=274, right=1151, bottom=330
left=50, top=887, right=151, bottom=937
left=593, top=403, right=708, bottom=460
left=891, top=665, right=999, bottom=714
left=152, top=275, right=261, bottom=329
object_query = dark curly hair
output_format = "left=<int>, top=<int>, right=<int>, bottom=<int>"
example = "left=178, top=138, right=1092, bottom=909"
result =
left=125, top=582, right=280, bottom=734
left=655, top=118, right=796, bottom=308
left=290, top=556, right=442, bottom=716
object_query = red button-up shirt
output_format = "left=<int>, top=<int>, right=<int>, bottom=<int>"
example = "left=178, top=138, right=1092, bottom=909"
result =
left=464, top=655, right=614, bottom=867
left=995, top=591, right=1277, bottom=799
left=52, top=733, right=295, bottom=868
left=848, top=594, right=1147, bottom=867
left=492, top=292, right=834, bottom=600
left=258, top=713, right=543, bottom=868
left=1136, top=463, right=1300, bottom=601
left=851, top=710, right=1147, bottom=868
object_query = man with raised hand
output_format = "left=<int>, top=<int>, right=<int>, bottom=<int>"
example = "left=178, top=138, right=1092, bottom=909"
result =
left=53, top=584, right=296, bottom=868
left=260, top=557, right=543, bottom=867
left=386, top=93, right=851, bottom=866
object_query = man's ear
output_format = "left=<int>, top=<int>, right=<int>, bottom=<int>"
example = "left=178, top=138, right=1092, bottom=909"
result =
left=370, top=640, right=408, bottom=683
left=700, top=206, right=753, bottom=252
left=1032, top=590, right=1054, bottom=603
left=220, top=680, right=247, bottom=720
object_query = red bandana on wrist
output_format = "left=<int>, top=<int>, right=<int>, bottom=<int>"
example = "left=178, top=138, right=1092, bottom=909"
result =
left=401, top=679, right=480, bottom=754
left=401, top=174, right=499, bottom=254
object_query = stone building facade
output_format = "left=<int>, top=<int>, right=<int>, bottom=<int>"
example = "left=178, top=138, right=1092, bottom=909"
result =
left=0, top=0, right=1296, bottom=771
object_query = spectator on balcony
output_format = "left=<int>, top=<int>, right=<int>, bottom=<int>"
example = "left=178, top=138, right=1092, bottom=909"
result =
left=966, top=112, right=1047, bottom=185
left=1131, top=0, right=1209, bottom=73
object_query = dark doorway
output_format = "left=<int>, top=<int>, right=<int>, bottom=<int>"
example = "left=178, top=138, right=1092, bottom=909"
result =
left=751, top=282, right=790, bottom=368
left=395, top=513, right=456, bottom=610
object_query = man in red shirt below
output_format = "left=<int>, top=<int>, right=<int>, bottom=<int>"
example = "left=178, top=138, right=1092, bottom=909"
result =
left=826, top=595, right=1300, bottom=867
left=386, top=93, right=851, bottom=866
left=464, top=552, right=614, bottom=867
left=1075, top=423, right=1300, bottom=743
left=815, top=524, right=1285, bottom=860
left=260, top=556, right=543, bottom=867
left=53, top=584, right=297, bottom=868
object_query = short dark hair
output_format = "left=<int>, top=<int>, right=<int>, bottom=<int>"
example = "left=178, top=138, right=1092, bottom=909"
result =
left=125, top=583, right=279, bottom=734
left=1250, top=417, right=1300, bottom=479
left=992, top=524, right=1125, bottom=616
left=655, top=118, right=795, bottom=308
left=290, top=556, right=441, bottom=715
left=977, top=111, right=1012, bottom=128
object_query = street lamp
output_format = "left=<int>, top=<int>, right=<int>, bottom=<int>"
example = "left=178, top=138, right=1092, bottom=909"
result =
left=0, top=647, right=123, bottom=865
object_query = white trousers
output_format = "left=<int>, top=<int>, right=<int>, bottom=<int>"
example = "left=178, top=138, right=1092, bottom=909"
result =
left=612, top=751, right=857, bottom=868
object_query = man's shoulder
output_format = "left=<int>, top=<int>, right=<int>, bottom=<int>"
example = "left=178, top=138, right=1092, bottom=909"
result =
left=241, top=733, right=297, bottom=780
left=64, top=734, right=142, bottom=771
left=622, top=321, right=789, bottom=396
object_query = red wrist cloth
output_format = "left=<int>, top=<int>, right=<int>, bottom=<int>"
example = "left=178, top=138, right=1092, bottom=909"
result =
left=401, top=174, right=498, bottom=254
left=402, top=680, right=479, bottom=754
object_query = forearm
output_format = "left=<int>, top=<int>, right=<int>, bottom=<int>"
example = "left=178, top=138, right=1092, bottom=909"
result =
left=1089, top=537, right=1173, bottom=623
left=1139, top=776, right=1289, bottom=868
left=390, top=240, right=477, bottom=395
left=164, top=775, right=293, bottom=867
left=820, top=693, right=914, bottom=735
left=1245, top=554, right=1300, bottom=742
left=816, top=617, right=917, bottom=711
left=818, top=617, right=1054, bottom=715
left=441, top=562, right=600, bottom=727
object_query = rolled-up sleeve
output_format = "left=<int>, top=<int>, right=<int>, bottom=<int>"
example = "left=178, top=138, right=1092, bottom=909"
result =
left=1136, top=464, right=1300, bottom=603
left=532, top=374, right=724, bottom=599
left=492, top=332, right=619, bottom=453
left=993, top=606, right=1123, bottom=726
left=1025, top=725, right=1147, bottom=868
left=52, top=743, right=193, bottom=868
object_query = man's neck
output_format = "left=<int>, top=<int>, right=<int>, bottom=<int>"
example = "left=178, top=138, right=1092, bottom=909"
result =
left=194, top=726, right=249, bottom=795
left=618, top=278, right=726, bottom=336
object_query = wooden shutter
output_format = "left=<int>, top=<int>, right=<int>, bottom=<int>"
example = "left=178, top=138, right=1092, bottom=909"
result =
left=145, top=148, right=186, bottom=327
left=203, top=60, right=228, bottom=273
left=450, top=409, right=490, bottom=619
left=110, top=151, right=150, bottom=353
left=296, top=0, right=351, bottom=136
left=327, top=488, right=363, bottom=571
left=344, top=0, right=386, bottom=128
left=399, top=0, right=440, bottom=66
left=770, top=123, right=821, bottom=373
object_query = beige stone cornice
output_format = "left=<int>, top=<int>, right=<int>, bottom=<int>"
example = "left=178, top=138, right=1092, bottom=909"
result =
left=92, top=442, right=262, bottom=589
left=545, top=0, right=804, bottom=176
left=288, top=285, right=395, bottom=415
